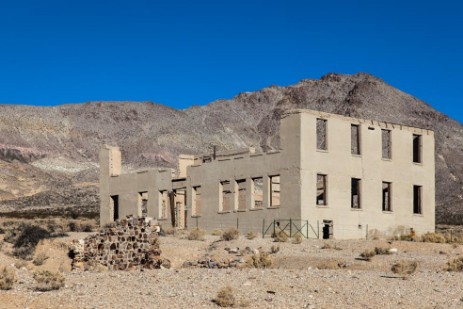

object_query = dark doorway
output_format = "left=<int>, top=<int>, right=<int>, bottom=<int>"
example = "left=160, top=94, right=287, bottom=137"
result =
left=110, top=195, right=119, bottom=221
left=322, top=220, right=333, bottom=239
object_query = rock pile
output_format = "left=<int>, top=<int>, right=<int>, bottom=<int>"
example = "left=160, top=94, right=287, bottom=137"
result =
left=183, top=257, right=247, bottom=269
left=71, top=216, right=170, bottom=271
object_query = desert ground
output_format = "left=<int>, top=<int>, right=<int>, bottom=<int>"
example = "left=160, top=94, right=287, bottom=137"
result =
left=1, top=222, right=463, bottom=309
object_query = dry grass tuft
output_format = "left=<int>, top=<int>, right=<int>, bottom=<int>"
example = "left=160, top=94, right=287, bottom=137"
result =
left=33, top=271, right=65, bottom=291
left=187, top=228, right=206, bottom=241
left=316, top=260, right=340, bottom=270
left=222, top=228, right=239, bottom=241
left=33, top=252, right=49, bottom=266
left=214, top=286, right=236, bottom=307
left=273, top=231, right=288, bottom=242
left=360, top=249, right=376, bottom=261
left=374, top=247, right=392, bottom=255
left=445, top=257, right=463, bottom=272
left=0, top=265, right=17, bottom=290
left=211, top=229, right=223, bottom=236
left=245, top=231, right=257, bottom=240
left=421, top=232, right=447, bottom=243
left=391, top=260, right=418, bottom=276
left=270, top=244, right=280, bottom=254
left=161, top=227, right=176, bottom=236
left=247, top=252, right=272, bottom=268
left=292, top=234, right=303, bottom=244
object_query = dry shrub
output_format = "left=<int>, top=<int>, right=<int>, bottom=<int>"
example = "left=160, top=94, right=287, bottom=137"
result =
left=247, top=252, right=272, bottom=268
left=421, top=232, right=447, bottom=243
left=222, top=228, right=239, bottom=241
left=245, top=231, right=257, bottom=240
left=374, top=247, right=392, bottom=255
left=161, top=227, right=176, bottom=236
left=211, top=229, right=223, bottom=236
left=33, top=271, right=65, bottom=291
left=321, top=243, right=332, bottom=249
left=13, top=224, right=51, bottom=260
left=273, top=231, right=288, bottom=242
left=14, top=260, right=27, bottom=269
left=316, top=260, right=340, bottom=270
left=188, top=228, right=206, bottom=241
left=33, top=252, right=49, bottom=266
left=446, top=257, right=463, bottom=272
left=391, top=260, right=418, bottom=276
left=360, top=249, right=376, bottom=261
left=292, top=234, right=303, bottom=244
left=215, top=286, right=236, bottom=307
left=270, top=244, right=280, bottom=254
left=0, top=265, right=16, bottom=290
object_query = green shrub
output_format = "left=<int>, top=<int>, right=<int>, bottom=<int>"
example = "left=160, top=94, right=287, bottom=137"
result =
left=0, top=266, right=16, bottom=290
left=33, top=271, right=65, bottom=291
left=222, top=228, right=239, bottom=241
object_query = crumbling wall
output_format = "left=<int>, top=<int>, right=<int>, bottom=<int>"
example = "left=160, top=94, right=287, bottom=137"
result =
left=71, top=216, right=170, bottom=271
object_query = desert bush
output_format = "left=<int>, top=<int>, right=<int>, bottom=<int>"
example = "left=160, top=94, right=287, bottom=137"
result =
left=360, top=249, right=376, bottom=261
left=245, top=231, right=257, bottom=240
left=321, top=243, right=332, bottom=249
left=33, top=271, right=65, bottom=291
left=391, top=260, right=418, bottom=276
left=292, top=234, right=303, bottom=244
left=316, top=260, right=340, bottom=270
left=161, top=227, right=176, bottom=236
left=0, top=226, right=4, bottom=234
left=81, top=223, right=94, bottom=232
left=270, top=244, right=280, bottom=254
left=188, top=228, right=206, bottom=241
left=273, top=231, right=288, bottom=242
left=421, top=232, right=447, bottom=243
left=214, top=286, right=236, bottom=307
left=14, top=260, right=27, bottom=269
left=33, top=252, right=49, bottom=266
left=0, top=266, right=16, bottom=290
left=374, top=247, right=392, bottom=255
left=222, top=228, right=239, bottom=241
left=211, top=229, right=223, bottom=236
left=445, top=257, right=463, bottom=272
left=247, top=252, right=272, bottom=268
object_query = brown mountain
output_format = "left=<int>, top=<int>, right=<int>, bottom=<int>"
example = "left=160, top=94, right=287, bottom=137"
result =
left=0, top=73, right=461, bottom=223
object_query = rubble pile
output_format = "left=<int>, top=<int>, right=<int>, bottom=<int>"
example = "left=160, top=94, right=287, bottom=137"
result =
left=71, top=216, right=170, bottom=271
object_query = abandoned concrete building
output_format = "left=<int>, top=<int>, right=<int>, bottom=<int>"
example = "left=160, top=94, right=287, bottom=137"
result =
left=100, top=109, right=435, bottom=239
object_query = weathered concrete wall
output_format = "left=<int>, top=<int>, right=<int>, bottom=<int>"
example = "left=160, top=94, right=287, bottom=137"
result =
left=99, top=109, right=435, bottom=239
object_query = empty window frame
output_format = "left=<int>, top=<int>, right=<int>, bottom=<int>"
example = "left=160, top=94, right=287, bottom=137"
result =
left=382, top=182, right=392, bottom=212
left=270, top=175, right=281, bottom=207
left=110, top=195, right=119, bottom=221
left=351, top=178, right=361, bottom=209
left=253, top=177, right=264, bottom=208
left=138, top=192, right=148, bottom=218
left=159, top=190, right=168, bottom=219
left=413, top=134, right=422, bottom=163
left=351, top=124, right=361, bottom=155
left=413, top=185, right=422, bottom=214
left=237, top=179, right=247, bottom=211
left=316, top=118, right=327, bottom=150
left=382, top=129, right=392, bottom=159
left=221, top=181, right=232, bottom=212
left=316, top=174, right=327, bottom=206
left=192, top=186, right=201, bottom=216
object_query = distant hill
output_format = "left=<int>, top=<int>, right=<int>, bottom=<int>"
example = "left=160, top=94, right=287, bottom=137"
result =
left=0, top=73, right=461, bottom=224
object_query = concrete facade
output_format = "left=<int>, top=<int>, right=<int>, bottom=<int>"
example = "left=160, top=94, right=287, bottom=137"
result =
left=100, top=109, right=435, bottom=239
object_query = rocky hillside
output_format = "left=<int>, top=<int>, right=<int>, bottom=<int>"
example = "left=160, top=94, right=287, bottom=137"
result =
left=0, top=73, right=461, bottom=223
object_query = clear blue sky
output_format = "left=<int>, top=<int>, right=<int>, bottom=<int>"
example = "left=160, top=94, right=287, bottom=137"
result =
left=0, top=1, right=462, bottom=122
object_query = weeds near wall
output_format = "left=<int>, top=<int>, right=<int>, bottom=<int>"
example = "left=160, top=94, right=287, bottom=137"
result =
left=33, top=271, right=65, bottom=291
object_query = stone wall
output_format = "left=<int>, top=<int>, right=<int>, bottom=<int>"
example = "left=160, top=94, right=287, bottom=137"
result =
left=71, top=216, right=170, bottom=271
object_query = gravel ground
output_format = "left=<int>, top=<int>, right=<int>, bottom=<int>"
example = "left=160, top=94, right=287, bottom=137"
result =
left=1, top=233, right=463, bottom=309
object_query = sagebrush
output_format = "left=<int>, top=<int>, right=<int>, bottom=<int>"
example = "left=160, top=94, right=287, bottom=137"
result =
left=33, top=271, right=65, bottom=291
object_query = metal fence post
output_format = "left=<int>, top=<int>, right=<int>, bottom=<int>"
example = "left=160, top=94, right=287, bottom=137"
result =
left=289, top=218, right=292, bottom=237
left=366, top=224, right=369, bottom=240
left=317, top=220, right=320, bottom=239
left=262, top=219, right=265, bottom=238
left=236, top=218, right=239, bottom=230
left=306, top=220, right=309, bottom=239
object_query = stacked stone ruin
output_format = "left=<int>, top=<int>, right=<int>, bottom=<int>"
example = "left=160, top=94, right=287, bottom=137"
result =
left=71, top=216, right=170, bottom=271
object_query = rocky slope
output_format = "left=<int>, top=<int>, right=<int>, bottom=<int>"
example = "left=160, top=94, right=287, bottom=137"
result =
left=0, top=73, right=461, bottom=223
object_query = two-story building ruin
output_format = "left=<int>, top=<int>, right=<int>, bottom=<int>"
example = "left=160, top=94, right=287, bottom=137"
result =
left=100, top=109, right=435, bottom=239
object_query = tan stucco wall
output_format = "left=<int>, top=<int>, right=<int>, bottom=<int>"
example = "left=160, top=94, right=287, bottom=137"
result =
left=99, top=109, right=435, bottom=239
